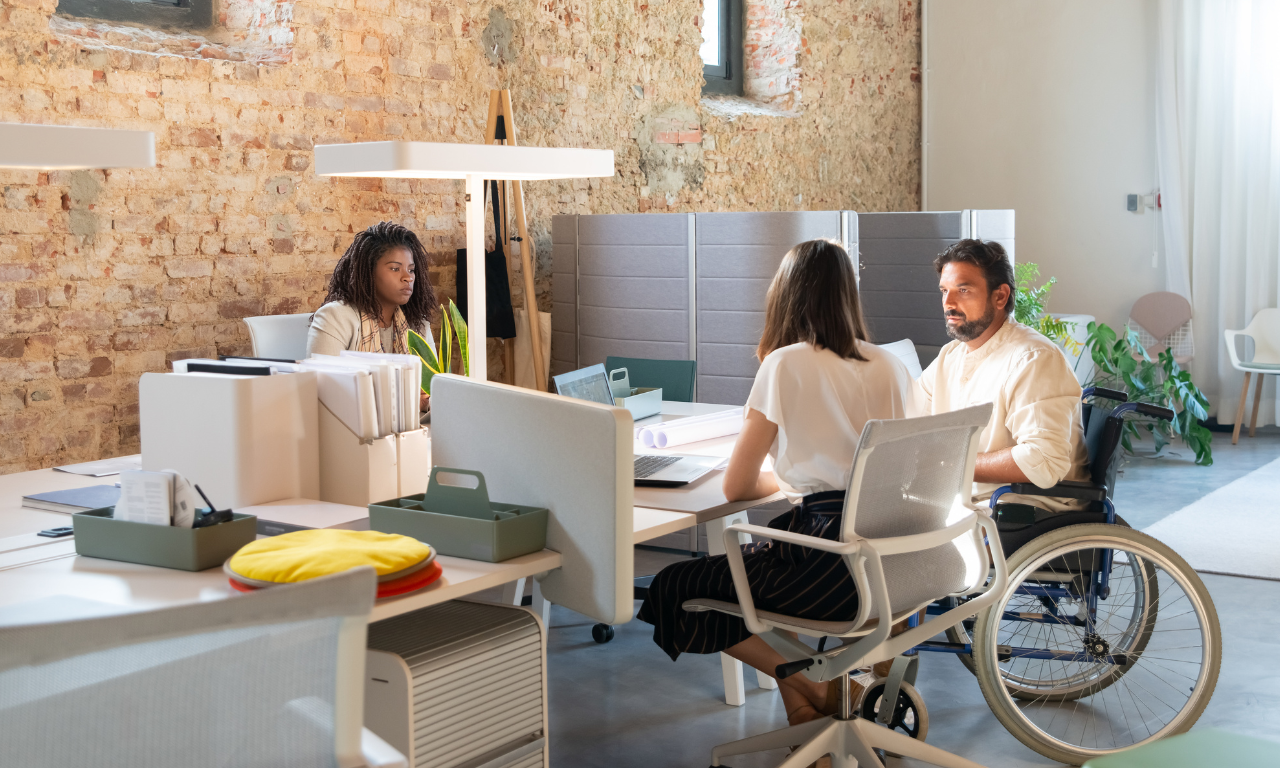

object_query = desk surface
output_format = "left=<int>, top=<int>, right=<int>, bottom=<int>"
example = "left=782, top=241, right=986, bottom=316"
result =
left=632, top=402, right=786, bottom=519
left=0, top=401, right=780, bottom=622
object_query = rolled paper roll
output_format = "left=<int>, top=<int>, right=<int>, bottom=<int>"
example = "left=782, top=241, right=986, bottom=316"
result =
left=653, top=411, right=744, bottom=449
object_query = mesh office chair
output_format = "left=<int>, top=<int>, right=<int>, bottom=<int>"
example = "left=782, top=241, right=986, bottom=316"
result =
left=0, top=568, right=405, bottom=768
left=244, top=312, right=314, bottom=361
left=685, top=404, right=1007, bottom=768
left=603, top=356, right=697, bottom=402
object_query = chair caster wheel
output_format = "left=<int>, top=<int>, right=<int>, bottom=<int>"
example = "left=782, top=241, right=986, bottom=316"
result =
left=860, top=680, right=929, bottom=742
left=591, top=623, right=615, bottom=643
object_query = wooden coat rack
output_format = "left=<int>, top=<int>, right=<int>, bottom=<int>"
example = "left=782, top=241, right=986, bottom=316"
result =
left=484, top=90, right=548, bottom=392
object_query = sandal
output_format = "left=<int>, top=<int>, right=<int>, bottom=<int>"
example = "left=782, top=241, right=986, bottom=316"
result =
left=785, top=702, right=824, bottom=727
left=815, top=674, right=867, bottom=718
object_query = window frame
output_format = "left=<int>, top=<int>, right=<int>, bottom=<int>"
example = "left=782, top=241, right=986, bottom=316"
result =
left=702, top=0, right=743, bottom=97
left=57, top=0, right=213, bottom=30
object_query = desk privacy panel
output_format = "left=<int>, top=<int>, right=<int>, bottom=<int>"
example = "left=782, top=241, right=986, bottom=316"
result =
left=552, top=210, right=1013, bottom=404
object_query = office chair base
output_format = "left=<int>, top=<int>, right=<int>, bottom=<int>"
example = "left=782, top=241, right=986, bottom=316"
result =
left=710, top=716, right=987, bottom=768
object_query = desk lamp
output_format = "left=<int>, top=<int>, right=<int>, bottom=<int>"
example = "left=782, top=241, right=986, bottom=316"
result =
left=314, top=141, right=615, bottom=382
left=0, top=123, right=156, bottom=170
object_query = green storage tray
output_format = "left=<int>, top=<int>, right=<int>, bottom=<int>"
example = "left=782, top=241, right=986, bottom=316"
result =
left=369, top=467, right=548, bottom=563
left=72, top=506, right=259, bottom=572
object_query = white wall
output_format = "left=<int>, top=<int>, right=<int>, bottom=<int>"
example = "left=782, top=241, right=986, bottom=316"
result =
left=924, top=0, right=1164, bottom=333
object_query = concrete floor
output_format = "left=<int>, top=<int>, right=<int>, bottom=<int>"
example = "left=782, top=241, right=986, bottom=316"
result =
left=536, top=432, right=1280, bottom=767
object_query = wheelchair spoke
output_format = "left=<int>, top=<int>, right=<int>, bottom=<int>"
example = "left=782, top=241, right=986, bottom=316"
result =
left=976, top=528, right=1219, bottom=762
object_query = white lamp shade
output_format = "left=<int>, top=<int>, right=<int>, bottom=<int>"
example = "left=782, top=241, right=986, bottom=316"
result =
left=314, top=141, right=615, bottom=181
left=0, top=123, right=155, bottom=170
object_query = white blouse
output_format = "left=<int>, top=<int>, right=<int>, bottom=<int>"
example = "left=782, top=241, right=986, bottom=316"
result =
left=745, top=341, right=915, bottom=502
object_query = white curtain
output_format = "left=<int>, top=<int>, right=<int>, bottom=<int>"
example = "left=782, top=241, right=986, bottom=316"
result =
left=1156, top=0, right=1280, bottom=426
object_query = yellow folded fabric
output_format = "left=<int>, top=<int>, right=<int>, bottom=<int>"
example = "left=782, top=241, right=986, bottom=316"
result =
left=228, top=529, right=431, bottom=584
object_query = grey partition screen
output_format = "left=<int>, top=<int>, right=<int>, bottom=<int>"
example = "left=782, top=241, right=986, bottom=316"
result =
left=552, top=213, right=692, bottom=377
left=857, top=210, right=1014, bottom=367
left=695, top=212, right=844, bottom=405
left=552, top=210, right=1011, bottom=402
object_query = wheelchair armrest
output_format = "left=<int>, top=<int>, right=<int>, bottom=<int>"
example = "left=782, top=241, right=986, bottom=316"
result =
left=1009, top=480, right=1107, bottom=501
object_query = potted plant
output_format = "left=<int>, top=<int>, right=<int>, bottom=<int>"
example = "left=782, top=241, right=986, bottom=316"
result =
left=406, top=299, right=470, bottom=395
left=1013, top=262, right=1212, bottom=466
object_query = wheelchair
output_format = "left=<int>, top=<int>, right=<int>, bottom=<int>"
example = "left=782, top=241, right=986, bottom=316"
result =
left=858, top=388, right=1222, bottom=766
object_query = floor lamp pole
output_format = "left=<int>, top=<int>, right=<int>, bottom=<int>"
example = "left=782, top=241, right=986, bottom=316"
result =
left=465, top=173, right=487, bottom=381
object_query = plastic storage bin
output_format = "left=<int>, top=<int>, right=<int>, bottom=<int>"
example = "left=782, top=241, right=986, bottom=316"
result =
left=369, top=468, right=548, bottom=563
left=71, top=506, right=259, bottom=571
left=608, top=368, right=662, bottom=420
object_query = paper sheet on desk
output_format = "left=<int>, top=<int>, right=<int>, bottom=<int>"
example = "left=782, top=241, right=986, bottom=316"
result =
left=638, top=410, right=744, bottom=449
left=53, top=455, right=141, bottom=477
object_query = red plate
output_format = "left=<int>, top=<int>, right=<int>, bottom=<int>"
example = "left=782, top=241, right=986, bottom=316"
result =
left=229, top=560, right=444, bottom=599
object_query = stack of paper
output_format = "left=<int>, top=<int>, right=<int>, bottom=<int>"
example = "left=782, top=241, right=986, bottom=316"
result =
left=114, top=469, right=203, bottom=527
left=301, top=353, right=422, bottom=439
left=637, top=410, right=744, bottom=449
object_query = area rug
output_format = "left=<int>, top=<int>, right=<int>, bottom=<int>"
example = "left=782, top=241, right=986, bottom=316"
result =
left=1143, top=456, right=1280, bottom=581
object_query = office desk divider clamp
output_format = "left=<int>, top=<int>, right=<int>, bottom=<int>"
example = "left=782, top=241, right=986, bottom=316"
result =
left=71, top=506, right=258, bottom=571
left=368, top=467, right=548, bottom=563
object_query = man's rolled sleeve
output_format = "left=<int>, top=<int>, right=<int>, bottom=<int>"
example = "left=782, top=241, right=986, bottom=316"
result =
left=1005, top=351, right=1082, bottom=489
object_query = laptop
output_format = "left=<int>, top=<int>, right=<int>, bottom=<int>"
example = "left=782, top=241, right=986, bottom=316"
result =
left=553, top=365, right=722, bottom=487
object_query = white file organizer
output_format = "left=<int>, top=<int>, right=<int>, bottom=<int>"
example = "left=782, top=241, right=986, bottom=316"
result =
left=317, top=405, right=432, bottom=506
left=139, top=372, right=320, bottom=509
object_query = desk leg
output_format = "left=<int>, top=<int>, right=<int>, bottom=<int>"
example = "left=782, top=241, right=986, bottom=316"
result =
left=707, top=511, right=752, bottom=706
left=531, top=579, right=551, bottom=626
left=501, top=577, right=526, bottom=606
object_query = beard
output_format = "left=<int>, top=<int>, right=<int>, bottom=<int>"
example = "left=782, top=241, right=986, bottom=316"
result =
left=945, top=301, right=997, bottom=342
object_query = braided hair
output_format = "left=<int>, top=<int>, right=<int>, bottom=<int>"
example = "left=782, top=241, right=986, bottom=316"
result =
left=321, top=222, right=437, bottom=330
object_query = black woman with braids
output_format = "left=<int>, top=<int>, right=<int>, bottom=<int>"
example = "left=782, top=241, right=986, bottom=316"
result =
left=307, top=221, right=439, bottom=412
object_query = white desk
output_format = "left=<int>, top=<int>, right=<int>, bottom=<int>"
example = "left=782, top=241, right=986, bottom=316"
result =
left=0, top=402, right=771, bottom=704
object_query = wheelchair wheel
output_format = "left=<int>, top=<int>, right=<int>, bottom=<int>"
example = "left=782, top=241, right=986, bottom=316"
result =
left=974, top=524, right=1219, bottom=765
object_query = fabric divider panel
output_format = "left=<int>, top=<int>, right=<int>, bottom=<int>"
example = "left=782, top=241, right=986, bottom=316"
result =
left=695, top=211, right=841, bottom=404
left=551, top=215, right=578, bottom=375
left=574, top=214, right=690, bottom=368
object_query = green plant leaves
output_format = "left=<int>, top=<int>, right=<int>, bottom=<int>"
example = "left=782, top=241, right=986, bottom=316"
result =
left=448, top=299, right=469, bottom=377
left=406, top=328, right=442, bottom=394
left=405, top=302, right=471, bottom=394
left=1083, top=321, right=1214, bottom=466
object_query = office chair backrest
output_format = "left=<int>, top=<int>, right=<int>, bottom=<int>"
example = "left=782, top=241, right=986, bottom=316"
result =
left=1243, top=308, right=1280, bottom=364
left=874, top=339, right=923, bottom=379
left=603, top=356, right=697, bottom=402
left=431, top=374, right=635, bottom=625
left=0, top=569, right=377, bottom=768
left=841, top=403, right=992, bottom=618
left=244, top=312, right=313, bottom=360
left=1130, top=292, right=1192, bottom=355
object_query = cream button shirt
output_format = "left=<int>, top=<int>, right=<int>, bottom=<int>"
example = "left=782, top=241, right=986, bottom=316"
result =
left=911, top=320, right=1089, bottom=511
left=746, top=341, right=915, bottom=503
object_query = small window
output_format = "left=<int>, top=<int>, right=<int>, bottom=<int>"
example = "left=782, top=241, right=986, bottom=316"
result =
left=701, top=0, right=743, bottom=96
left=58, top=0, right=213, bottom=30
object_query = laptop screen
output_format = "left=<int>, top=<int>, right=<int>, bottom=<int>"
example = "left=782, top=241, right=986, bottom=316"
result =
left=552, top=364, right=615, bottom=406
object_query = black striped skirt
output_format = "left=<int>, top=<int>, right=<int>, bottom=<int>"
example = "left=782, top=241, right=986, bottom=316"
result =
left=637, top=490, right=859, bottom=662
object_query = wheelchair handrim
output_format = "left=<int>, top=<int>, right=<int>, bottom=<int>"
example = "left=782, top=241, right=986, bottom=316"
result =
left=983, top=533, right=1216, bottom=758
left=997, top=554, right=1154, bottom=695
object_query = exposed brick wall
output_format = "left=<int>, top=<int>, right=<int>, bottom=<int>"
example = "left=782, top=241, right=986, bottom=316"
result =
left=744, top=0, right=802, bottom=110
left=0, top=0, right=920, bottom=473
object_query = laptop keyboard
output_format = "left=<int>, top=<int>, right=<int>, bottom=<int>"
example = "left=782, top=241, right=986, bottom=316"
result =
left=634, top=455, right=682, bottom=479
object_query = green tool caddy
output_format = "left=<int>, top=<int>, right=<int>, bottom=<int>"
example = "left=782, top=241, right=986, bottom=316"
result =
left=71, top=506, right=258, bottom=571
left=369, top=467, right=548, bottom=563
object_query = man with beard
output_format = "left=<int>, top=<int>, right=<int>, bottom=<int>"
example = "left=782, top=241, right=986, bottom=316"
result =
left=912, top=239, right=1089, bottom=513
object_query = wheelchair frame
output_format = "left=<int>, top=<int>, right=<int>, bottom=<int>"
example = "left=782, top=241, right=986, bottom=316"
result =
left=858, top=387, right=1219, bottom=763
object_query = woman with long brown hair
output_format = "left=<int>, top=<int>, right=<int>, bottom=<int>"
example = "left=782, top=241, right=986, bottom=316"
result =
left=636, top=239, right=914, bottom=726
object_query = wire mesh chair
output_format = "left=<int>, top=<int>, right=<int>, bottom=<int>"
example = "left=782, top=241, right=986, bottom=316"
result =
left=0, top=568, right=405, bottom=768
